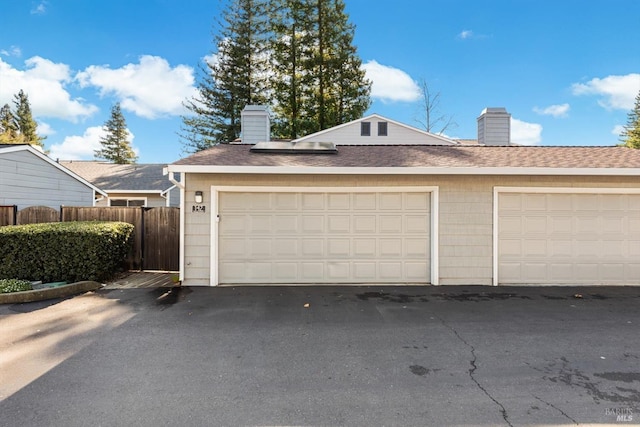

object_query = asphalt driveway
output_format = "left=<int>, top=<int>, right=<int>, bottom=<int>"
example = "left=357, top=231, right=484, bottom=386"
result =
left=1, top=285, right=639, bottom=426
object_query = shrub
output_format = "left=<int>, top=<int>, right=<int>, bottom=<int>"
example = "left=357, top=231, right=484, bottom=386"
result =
left=0, top=279, right=33, bottom=293
left=0, top=221, right=134, bottom=283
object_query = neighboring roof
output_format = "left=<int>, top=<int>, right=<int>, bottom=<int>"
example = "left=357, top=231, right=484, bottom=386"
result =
left=292, top=113, right=458, bottom=145
left=0, top=144, right=107, bottom=196
left=169, top=144, right=640, bottom=176
left=61, top=161, right=176, bottom=192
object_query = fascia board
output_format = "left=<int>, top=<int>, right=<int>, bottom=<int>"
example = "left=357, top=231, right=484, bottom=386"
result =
left=166, top=165, right=640, bottom=176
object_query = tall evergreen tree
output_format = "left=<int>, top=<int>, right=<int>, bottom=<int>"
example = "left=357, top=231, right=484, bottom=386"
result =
left=270, top=0, right=316, bottom=139
left=180, top=0, right=270, bottom=152
left=621, top=90, right=640, bottom=149
left=95, top=103, right=137, bottom=164
left=0, top=103, right=19, bottom=143
left=13, top=90, right=45, bottom=148
left=271, top=0, right=370, bottom=139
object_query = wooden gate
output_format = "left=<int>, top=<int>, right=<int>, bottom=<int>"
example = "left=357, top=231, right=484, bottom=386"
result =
left=142, top=207, right=179, bottom=271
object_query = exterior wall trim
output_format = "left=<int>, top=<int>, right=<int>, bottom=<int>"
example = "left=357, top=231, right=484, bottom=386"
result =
left=210, top=185, right=439, bottom=286
left=492, top=186, right=640, bottom=286
left=168, top=165, right=640, bottom=176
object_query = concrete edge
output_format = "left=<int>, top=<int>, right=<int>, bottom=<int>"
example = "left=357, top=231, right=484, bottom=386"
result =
left=0, top=281, right=103, bottom=304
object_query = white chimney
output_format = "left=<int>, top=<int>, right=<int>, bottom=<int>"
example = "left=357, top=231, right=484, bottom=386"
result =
left=239, top=105, right=270, bottom=145
left=477, top=107, right=511, bottom=146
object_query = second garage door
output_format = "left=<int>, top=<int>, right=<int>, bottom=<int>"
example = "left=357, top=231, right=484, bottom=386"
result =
left=216, top=190, right=432, bottom=284
left=497, top=190, right=640, bottom=285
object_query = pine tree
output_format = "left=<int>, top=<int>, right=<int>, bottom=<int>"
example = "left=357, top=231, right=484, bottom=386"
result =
left=13, top=90, right=45, bottom=148
left=621, top=90, right=640, bottom=149
left=0, top=103, right=19, bottom=143
left=181, top=0, right=371, bottom=149
left=271, top=0, right=370, bottom=139
left=180, top=0, right=270, bottom=152
left=270, top=0, right=316, bottom=139
left=95, top=103, right=137, bottom=164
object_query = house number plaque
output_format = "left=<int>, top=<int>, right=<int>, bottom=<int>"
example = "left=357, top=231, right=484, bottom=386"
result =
left=192, top=205, right=206, bottom=213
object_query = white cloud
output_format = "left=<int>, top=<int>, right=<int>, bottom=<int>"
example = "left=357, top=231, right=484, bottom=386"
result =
left=37, top=121, right=55, bottom=136
left=572, top=73, right=640, bottom=110
left=533, top=103, right=570, bottom=118
left=511, top=118, right=542, bottom=146
left=49, top=126, right=137, bottom=160
left=31, top=1, right=47, bottom=15
left=49, top=126, right=105, bottom=160
left=361, top=60, right=420, bottom=103
left=458, top=30, right=473, bottom=40
left=612, top=125, right=625, bottom=136
left=76, top=55, right=197, bottom=119
left=0, top=46, right=22, bottom=57
left=0, top=56, right=98, bottom=121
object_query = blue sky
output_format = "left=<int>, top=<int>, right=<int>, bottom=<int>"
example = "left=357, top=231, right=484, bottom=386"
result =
left=1, top=0, right=639, bottom=163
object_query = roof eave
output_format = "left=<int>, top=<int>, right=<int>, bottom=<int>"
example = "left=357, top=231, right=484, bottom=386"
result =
left=166, top=165, right=640, bottom=176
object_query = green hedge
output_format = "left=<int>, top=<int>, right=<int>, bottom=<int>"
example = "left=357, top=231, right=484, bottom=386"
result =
left=0, top=221, right=134, bottom=283
left=0, top=279, right=33, bottom=293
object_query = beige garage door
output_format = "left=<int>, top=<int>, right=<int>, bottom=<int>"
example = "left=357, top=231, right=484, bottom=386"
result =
left=498, top=192, right=640, bottom=285
left=217, top=191, right=431, bottom=284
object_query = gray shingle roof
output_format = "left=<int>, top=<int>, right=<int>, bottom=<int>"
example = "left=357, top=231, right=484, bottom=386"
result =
left=61, top=161, right=174, bottom=191
left=172, top=144, right=640, bottom=170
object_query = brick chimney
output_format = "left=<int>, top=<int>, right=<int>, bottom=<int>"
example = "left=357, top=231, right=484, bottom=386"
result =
left=239, top=105, right=270, bottom=145
left=477, top=107, right=511, bottom=146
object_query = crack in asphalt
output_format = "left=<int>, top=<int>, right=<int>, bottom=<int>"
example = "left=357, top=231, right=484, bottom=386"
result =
left=436, top=317, right=513, bottom=427
left=532, top=395, right=578, bottom=425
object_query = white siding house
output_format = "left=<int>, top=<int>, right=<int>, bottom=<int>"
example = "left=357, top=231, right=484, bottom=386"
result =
left=0, top=145, right=105, bottom=210
left=293, top=114, right=457, bottom=146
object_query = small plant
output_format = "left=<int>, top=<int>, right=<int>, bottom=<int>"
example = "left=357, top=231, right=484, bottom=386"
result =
left=0, top=279, right=33, bottom=293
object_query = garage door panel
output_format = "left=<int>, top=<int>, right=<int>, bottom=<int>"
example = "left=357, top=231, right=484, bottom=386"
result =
left=354, top=238, right=376, bottom=256
left=219, top=238, right=245, bottom=257
left=302, top=193, right=324, bottom=209
left=327, top=238, right=350, bottom=256
left=327, top=262, right=350, bottom=280
left=302, top=215, right=324, bottom=233
left=406, top=215, right=429, bottom=233
left=498, top=192, right=640, bottom=285
left=302, top=239, right=324, bottom=256
left=220, top=215, right=247, bottom=233
left=301, top=263, right=323, bottom=280
left=354, top=263, right=376, bottom=280
left=328, top=215, right=350, bottom=233
left=405, top=238, right=429, bottom=257
left=218, top=191, right=431, bottom=284
left=275, top=193, right=298, bottom=209
left=249, top=239, right=272, bottom=256
left=405, top=193, right=429, bottom=210
left=354, top=193, right=376, bottom=209
left=354, top=216, right=376, bottom=233
left=274, top=239, right=297, bottom=256
left=406, top=262, right=429, bottom=280
left=380, top=238, right=402, bottom=257
left=275, top=263, right=297, bottom=281
left=380, top=215, right=402, bottom=233
left=328, top=193, right=350, bottom=209
left=250, top=216, right=272, bottom=233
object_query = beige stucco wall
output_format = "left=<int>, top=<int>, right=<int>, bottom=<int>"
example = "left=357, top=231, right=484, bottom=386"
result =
left=182, top=173, right=640, bottom=286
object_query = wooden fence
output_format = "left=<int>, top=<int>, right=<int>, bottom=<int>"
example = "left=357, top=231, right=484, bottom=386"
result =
left=0, top=206, right=16, bottom=227
left=1, top=206, right=179, bottom=271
